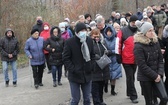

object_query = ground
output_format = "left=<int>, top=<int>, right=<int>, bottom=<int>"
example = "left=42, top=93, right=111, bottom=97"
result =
left=0, top=66, right=147, bottom=105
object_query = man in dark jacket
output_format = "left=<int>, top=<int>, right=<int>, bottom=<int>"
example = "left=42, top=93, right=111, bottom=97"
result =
left=32, top=16, right=43, bottom=34
left=115, top=15, right=139, bottom=103
left=0, top=28, right=19, bottom=87
left=63, top=22, right=95, bottom=105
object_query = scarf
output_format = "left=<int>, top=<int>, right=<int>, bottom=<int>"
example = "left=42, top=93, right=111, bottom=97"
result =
left=76, top=32, right=91, bottom=62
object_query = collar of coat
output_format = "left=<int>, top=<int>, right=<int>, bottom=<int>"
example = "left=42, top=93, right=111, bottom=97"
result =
left=134, top=32, right=158, bottom=45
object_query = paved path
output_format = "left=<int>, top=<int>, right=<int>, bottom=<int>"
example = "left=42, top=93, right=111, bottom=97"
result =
left=0, top=66, right=146, bottom=105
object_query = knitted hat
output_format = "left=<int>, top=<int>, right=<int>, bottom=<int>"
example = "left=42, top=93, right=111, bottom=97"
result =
left=31, top=28, right=39, bottom=35
left=129, top=15, right=138, bottom=22
left=75, top=22, right=87, bottom=33
left=64, top=18, right=70, bottom=23
left=135, top=20, right=154, bottom=34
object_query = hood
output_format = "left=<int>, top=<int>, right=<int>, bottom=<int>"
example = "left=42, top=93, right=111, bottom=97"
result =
left=50, top=26, right=61, bottom=39
left=104, top=25, right=116, bottom=40
left=5, top=28, right=15, bottom=37
left=134, top=32, right=158, bottom=45
left=43, top=22, right=50, bottom=28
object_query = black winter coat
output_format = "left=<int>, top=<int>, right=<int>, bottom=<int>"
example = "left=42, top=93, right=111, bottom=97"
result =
left=44, top=27, right=64, bottom=66
left=63, top=36, right=95, bottom=83
left=92, top=40, right=110, bottom=81
left=134, top=33, right=164, bottom=81
left=0, top=30, right=19, bottom=62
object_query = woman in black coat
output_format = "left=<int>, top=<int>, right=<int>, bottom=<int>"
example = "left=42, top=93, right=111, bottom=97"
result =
left=134, top=21, right=168, bottom=105
left=44, top=26, right=64, bottom=87
left=90, top=28, right=110, bottom=105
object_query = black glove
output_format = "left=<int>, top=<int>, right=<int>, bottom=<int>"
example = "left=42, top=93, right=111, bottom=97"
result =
left=116, top=54, right=122, bottom=64
left=104, top=50, right=114, bottom=56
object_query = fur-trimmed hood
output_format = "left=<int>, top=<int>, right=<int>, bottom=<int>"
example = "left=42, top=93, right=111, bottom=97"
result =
left=134, top=32, right=158, bottom=45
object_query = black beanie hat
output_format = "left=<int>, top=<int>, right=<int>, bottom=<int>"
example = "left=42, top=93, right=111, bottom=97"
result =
left=75, top=22, right=87, bottom=33
left=31, top=28, right=39, bottom=35
left=129, top=15, right=138, bottom=22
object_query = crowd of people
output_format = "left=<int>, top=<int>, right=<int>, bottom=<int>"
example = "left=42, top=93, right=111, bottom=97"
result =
left=0, top=3, right=168, bottom=105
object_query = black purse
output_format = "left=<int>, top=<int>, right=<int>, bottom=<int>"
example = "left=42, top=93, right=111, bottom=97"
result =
left=155, top=79, right=168, bottom=101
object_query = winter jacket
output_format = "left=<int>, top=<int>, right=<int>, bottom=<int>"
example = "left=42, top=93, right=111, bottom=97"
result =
left=40, top=23, right=50, bottom=54
left=134, top=32, right=164, bottom=81
left=0, top=29, right=19, bottom=62
left=24, top=37, right=45, bottom=65
left=61, top=31, right=70, bottom=40
left=63, top=36, right=95, bottom=83
left=44, top=26, right=64, bottom=66
left=153, top=10, right=167, bottom=27
left=104, top=27, right=122, bottom=79
left=92, top=40, right=110, bottom=82
left=115, top=25, right=137, bottom=64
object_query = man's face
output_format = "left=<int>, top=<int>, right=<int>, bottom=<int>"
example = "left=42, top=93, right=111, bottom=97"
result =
left=156, top=6, right=161, bottom=11
left=130, top=21, right=136, bottom=28
left=7, top=31, right=12, bottom=37
left=36, top=16, right=42, bottom=21
left=97, top=23, right=104, bottom=30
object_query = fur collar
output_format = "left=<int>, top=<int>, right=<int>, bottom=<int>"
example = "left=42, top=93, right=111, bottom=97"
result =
left=134, top=32, right=158, bottom=45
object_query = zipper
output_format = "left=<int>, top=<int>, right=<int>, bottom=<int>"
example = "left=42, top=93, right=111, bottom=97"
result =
left=36, top=40, right=41, bottom=62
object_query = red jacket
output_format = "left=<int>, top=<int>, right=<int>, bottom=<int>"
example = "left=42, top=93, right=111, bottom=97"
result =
left=40, top=22, right=50, bottom=54
left=115, top=26, right=136, bottom=64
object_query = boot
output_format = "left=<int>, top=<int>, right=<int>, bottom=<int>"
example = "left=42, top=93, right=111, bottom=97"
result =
left=53, top=81, right=57, bottom=87
left=39, top=78, right=43, bottom=86
left=104, top=82, right=108, bottom=93
left=35, top=84, right=39, bottom=89
left=111, top=85, right=117, bottom=95
left=5, top=80, right=9, bottom=87
left=13, top=81, right=17, bottom=87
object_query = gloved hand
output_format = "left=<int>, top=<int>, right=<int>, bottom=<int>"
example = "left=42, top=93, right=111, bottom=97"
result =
left=104, top=50, right=114, bottom=56
left=116, top=54, right=122, bottom=64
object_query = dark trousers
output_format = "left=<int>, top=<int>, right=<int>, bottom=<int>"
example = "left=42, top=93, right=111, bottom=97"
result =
left=45, top=54, right=51, bottom=71
left=69, top=81, right=91, bottom=105
left=51, top=65, right=62, bottom=82
left=123, top=64, right=138, bottom=100
left=164, top=63, right=168, bottom=95
left=91, top=81, right=105, bottom=105
left=31, top=64, right=44, bottom=85
left=140, top=81, right=168, bottom=105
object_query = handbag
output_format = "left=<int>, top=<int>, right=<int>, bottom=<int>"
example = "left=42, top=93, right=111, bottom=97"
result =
left=96, top=43, right=111, bottom=69
left=155, top=79, right=168, bottom=101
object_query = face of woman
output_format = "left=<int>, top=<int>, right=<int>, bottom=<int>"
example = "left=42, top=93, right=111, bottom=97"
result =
left=91, top=34, right=100, bottom=42
left=107, top=31, right=112, bottom=37
left=145, top=28, right=155, bottom=39
left=32, top=31, right=39, bottom=39
left=53, top=28, right=58, bottom=36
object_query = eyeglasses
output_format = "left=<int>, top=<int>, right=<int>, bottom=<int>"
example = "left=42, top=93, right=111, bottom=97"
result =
left=92, top=36, right=100, bottom=39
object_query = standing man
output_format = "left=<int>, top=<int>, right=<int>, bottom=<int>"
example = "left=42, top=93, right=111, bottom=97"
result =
left=63, top=22, right=95, bottom=105
left=0, top=28, right=19, bottom=87
left=115, top=15, right=139, bottom=103
left=153, top=6, right=167, bottom=39
left=32, top=16, right=44, bottom=34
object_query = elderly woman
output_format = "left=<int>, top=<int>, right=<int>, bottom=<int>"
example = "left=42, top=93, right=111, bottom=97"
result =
left=24, top=29, right=45, bottom=89
left=134, top=21, right=168, bottom=105
left=90, top=28, right=110, bottom=105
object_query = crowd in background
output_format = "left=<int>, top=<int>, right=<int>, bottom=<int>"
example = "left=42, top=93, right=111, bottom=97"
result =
left=0, top=3, right=168, bottom=105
